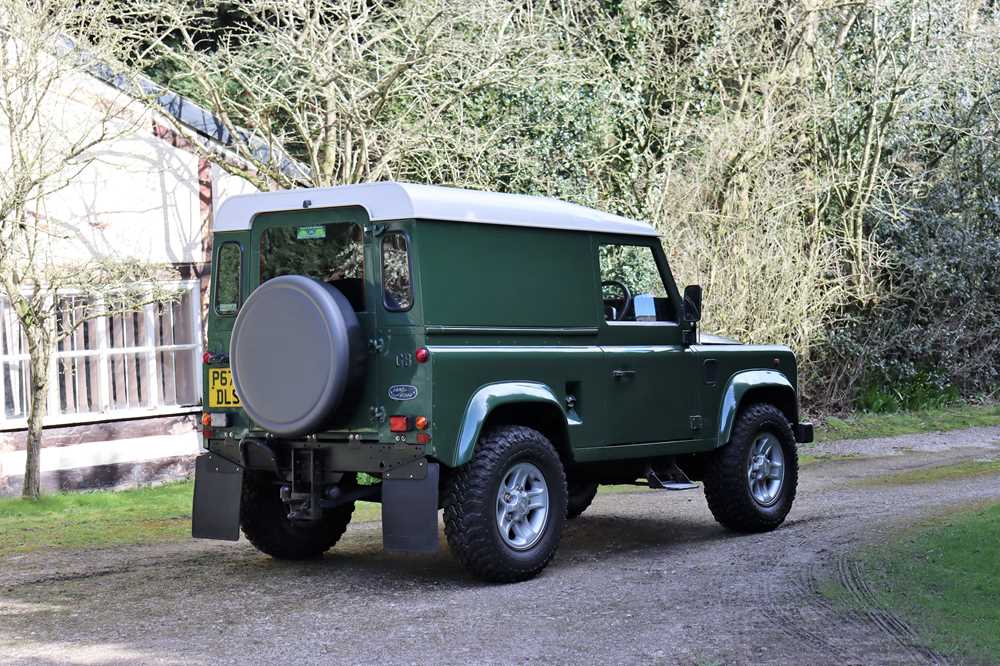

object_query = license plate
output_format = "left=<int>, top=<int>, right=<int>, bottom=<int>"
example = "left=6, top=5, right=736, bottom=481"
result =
left=207, top=368, right=241, bottom=408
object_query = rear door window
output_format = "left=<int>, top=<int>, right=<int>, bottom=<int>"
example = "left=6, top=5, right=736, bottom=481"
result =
left=381, top=233, right=412, bottom=311
left=214, top=241, right=242, bottom=315
left=259, top=223, right=365, bottom=311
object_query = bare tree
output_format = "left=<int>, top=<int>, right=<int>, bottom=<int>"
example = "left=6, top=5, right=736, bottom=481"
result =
left=120, top=0, right=572, bottom=191
left=0, top=0, right=178, bottom=499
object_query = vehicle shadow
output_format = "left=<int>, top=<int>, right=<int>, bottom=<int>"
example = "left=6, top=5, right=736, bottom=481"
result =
left=230, top=511, right=752, bottom=590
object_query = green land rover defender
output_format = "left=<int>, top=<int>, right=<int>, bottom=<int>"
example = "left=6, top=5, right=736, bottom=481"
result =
left=193, top=182, right=813, bottom=583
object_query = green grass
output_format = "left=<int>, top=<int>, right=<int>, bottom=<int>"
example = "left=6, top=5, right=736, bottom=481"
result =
left=823, top=502, right=1000, bottom=663
left=0, top=480, right=382, bottom=558
left=0, top=481, right=193, bottom=557
left=857, top=459, right=1000, bottom=487
left=815, top=403, right=1000, bottom=443
left=800, top=453, right=862, bottom=467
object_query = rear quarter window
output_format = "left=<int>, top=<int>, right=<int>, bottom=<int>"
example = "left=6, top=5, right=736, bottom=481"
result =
left=382, top=233, right=412, bottom=311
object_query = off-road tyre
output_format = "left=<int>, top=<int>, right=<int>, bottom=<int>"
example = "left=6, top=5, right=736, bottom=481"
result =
left=566, top=480, right=598, bottom=520
left=240, top=472, right=355, bottom=560
left=443, top=426, right=567, bottom=583
left=703, top=403, right=798, bottom=533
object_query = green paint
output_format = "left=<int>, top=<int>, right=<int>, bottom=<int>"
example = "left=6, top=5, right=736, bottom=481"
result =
left=451, top=381, right=565, bottom=467
left=203, top=203, right=808, bottom=474
left=716, top=369, right=797, bottom=447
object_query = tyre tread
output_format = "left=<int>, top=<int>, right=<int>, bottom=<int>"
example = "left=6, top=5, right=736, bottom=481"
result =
left=241, top=473, right=355, bottom=560
left=443, top=426, right=567, bottom=583
left=703, top=403, right=798, bottom=533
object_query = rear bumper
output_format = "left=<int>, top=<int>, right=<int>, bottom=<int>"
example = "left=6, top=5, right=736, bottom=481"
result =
left=793, top=422, right=814, bottom=444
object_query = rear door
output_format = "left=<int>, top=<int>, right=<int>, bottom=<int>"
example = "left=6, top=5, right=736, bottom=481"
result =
left=249, top=206, right=378, bottom=434
left=595, top=238, right=701, bottom=445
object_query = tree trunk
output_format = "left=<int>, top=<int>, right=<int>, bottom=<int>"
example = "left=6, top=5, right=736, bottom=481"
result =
left=22, top=331, right=50, bottom=500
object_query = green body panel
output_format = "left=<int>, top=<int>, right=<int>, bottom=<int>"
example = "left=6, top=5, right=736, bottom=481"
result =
left=202, top=204, right=806, bottom=475
left=415, top=221, right=596, bottom=327
left=715, top=368, right=796, bottom=447
left=448, top=381, right=565, bottom=467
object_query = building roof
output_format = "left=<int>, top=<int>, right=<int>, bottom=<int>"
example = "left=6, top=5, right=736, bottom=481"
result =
left=213, top=181, right=657, bottom=237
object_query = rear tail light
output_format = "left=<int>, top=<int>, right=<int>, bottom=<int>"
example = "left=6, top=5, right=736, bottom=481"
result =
left=201, top=413, right=231, bottom=435
left=389, top=415, right=412, bottom=432
left=416, top=432, right=431, bottom=444
left=415, top=347, right=430, bottom=363
left=414, top=416, right=428, bottom=430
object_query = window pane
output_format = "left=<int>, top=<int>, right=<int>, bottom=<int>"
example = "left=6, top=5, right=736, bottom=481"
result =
left=215, top=242, right=241, bottom=315
left=381, top=233, right=412, bottom=311
left=58, top=355, right=101, bottom=414
left=107, top=309, right=146, bottom=349
left=156, top=348, right=198, bottom=407
left=260, top=223, right=365, bottom=311
left=599, top=244, right=673, bottom=322
left=108, top=352, right=149, bottom=409
left=2, top=360, right=29, bottom=419
left=171, top=289, right=195, bottom=345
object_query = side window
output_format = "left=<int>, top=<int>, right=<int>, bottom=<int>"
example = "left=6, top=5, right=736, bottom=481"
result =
left=214, top=242, right=242, bottom=315
left=381, top=232, right=413, bottom=311
left=598, top=243, right=673, bottom=322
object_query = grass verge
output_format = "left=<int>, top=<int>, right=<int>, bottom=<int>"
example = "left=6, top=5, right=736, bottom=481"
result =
left=822, top=502, right=1000, bottom=664
left=0, top=480, right=381, bottom=558
left=857, top=459, right=1000, bottom=487
left=815, top=403, right=1000, bottom=442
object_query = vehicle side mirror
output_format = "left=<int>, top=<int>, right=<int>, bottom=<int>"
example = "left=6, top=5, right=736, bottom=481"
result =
left=683, top=285, right=702, bottom=323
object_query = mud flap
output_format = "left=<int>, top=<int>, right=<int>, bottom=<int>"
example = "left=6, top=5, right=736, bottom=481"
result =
left=382, top=462, right=440, bottom=554
left=192, top=453, right=243, bottom=541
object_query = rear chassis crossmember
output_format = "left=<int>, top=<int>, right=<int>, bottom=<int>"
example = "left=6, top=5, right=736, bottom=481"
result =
left=192, top=437, right=440, bottom=553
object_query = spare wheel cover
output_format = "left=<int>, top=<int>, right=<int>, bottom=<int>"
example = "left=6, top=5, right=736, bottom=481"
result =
left=230, top=275, right=362, bottom=437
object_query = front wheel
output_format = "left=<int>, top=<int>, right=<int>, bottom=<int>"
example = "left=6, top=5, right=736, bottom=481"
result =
left=703, top=403, right=798, bottom=533
left=443, top=426, right=567, bottom=583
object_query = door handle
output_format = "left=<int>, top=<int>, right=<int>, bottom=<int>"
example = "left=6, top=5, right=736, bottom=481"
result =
left=612, top=369, right=636, bottom=379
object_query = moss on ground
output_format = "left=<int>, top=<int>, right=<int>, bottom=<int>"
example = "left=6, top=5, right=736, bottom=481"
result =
left=822, top=502, right=1000, bottom=664
left=815, top=403, right=1000, bottom=442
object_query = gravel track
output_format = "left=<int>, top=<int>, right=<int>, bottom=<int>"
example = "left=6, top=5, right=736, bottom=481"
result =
left=2, top=427, right=999, bottom=665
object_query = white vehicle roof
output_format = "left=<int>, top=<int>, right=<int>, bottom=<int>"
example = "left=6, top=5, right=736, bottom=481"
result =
left=214, top=181, right=657, bottom=237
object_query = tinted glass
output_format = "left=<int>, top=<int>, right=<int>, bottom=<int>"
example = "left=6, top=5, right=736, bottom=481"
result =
left=382, top=233, right=412, bottom=311
left=259, top=223, right=365, bottom=311
left=215, top=242, right=241, bottom=315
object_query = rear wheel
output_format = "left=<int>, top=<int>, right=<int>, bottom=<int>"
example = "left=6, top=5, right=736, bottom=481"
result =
left=566, top=480, right=598, bottom=519
left=240, top=472, right=355, bottom=559
left=703, top=403, right=798, bottom=533
left=443, top=426, right=567, bottom=583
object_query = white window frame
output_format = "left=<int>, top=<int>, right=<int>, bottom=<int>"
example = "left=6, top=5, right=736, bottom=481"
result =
left=0, top=280, right=203, bottom=431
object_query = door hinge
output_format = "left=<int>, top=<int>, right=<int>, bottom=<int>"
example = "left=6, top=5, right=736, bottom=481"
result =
left=689, top=415, right=703, bottom=432
left=367, top=223, right=388, bottom=238
left=370, top=405, right=386, bottom=423
left=369, top=337, right=385, bottom=353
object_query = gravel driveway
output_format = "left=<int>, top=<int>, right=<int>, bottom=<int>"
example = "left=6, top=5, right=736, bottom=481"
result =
left=2, top=427, right=1000, bottom=665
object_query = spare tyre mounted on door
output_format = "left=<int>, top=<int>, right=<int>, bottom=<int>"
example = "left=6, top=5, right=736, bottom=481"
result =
left=229, top=275, right=367, bottom=559
left=230, top=275, right=366, bottom=437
